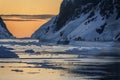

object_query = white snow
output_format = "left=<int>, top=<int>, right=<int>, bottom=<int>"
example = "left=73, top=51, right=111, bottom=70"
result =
left=1, top=39, right=120, bottom=54
left=0, top=18, right=13, bottom=39
left=32, top=0, right=120, bottom=42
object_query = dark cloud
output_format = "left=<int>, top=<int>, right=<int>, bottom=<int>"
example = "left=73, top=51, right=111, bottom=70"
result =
left=3, top=19, right=37, bottom=21
left=0, top=14, right=55, bottom=20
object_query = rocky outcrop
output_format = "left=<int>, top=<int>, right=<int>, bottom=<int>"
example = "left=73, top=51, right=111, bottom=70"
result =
left=0, top=17, right=13, bottom=39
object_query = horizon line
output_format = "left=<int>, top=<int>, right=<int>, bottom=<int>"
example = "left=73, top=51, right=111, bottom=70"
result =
left=0, top=14, right=56, bottom=19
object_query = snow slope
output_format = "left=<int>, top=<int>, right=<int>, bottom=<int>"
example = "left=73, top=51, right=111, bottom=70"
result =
left=0, top=17, right=13, bottom=39
left=32, top=0, right=120, bottom=42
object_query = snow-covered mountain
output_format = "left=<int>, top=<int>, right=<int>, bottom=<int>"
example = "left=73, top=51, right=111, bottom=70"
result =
left=0, top=17, right=13, bottom=39
left=32, top=0, right=120, bottom=42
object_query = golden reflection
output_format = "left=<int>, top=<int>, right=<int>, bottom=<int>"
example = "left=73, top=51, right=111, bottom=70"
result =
left=0, top=64, right=65, bottom=80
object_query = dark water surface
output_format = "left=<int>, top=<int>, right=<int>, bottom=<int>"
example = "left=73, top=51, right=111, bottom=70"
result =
left=0, top=52, right=119, bottom=80
left=0, top=40, right=120, bottom=80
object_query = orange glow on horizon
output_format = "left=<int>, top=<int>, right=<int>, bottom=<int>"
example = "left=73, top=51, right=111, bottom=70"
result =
left=0, top=0, right=62, bottom=38
left=0, top=0, right=62, bottom=15
left=4, top=19, right=50, bottom=38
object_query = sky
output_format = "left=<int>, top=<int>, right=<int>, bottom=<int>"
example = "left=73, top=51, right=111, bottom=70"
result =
left=0, top=0, right=62, bottom=15
left=0, top=0, right=62, bottom=38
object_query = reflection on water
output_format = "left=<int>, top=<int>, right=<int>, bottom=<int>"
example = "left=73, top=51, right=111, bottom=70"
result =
left=0, top=51, right=120, bottom=80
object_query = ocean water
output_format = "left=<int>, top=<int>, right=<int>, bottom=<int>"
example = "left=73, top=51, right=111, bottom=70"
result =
left=0, top=39, right=120, bottom=80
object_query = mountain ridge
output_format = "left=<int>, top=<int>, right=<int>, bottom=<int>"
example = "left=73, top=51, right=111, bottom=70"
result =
left=32, top=0, right=120, bottom=42
left=0, top=17, right=13, bottom=39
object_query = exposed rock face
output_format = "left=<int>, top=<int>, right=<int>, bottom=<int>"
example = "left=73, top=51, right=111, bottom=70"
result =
left=0, top=46, right=18, bottom=58
left=32, top=0, right=120, bottom=42
left=0, top=17, right=13, bottom=39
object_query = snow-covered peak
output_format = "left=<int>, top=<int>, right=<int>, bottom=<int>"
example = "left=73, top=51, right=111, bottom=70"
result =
left=32, top=0, right=120, bottom=42
left=0, top=17, right=13, bottom=39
